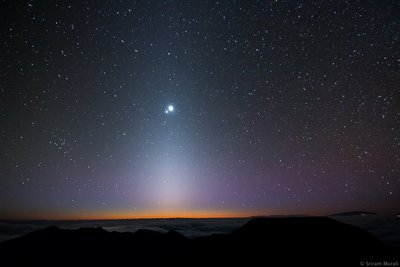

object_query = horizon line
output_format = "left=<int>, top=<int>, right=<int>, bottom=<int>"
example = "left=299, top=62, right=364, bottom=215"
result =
left=0, top=209, right=386, bottom=221
left=0, top=215, right=268, bottom=221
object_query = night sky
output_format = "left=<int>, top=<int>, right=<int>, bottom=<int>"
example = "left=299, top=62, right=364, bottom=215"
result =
left=1, top=0, right=399, bottom=219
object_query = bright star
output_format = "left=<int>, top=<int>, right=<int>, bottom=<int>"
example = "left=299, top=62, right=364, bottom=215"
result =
left=165, top=105, right=174, bottom=114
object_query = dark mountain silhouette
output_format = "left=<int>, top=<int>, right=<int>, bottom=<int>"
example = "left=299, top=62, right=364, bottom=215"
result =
left=0, top=217, right=398, bottom=266
left=330, top=211, right=376, bottom=216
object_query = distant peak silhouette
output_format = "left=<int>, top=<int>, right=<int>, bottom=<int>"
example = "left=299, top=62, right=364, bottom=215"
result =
left=330, top=211, right=376, bottom=216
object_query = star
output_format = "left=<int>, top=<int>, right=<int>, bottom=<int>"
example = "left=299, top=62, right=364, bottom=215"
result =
left=165, top=105, right=174, bottom=114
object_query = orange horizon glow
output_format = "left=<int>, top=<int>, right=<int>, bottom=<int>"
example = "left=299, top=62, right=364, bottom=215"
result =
left=0, top=209, right=273, bottom=221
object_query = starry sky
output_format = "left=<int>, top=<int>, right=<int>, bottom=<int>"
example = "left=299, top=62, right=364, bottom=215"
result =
left=0, top=0, right=399, bottom=219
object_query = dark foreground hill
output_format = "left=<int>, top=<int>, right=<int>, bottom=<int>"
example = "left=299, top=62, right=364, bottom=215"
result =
left=0, top=217, right=398, bottom=266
